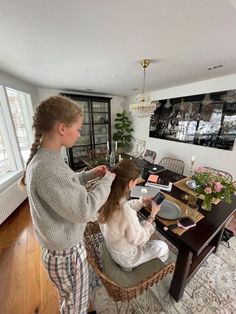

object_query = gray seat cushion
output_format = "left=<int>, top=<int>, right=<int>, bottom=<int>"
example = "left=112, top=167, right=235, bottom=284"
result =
left=100, top=241, right=165, bottom=288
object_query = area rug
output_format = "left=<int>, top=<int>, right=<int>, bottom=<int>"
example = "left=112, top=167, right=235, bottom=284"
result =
left=89, top=235, right=236, bottom=313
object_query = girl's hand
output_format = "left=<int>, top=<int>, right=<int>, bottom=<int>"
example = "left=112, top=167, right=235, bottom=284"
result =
left=91, top=165, right=107, bottom=177
left=142, top=196, right=153, bottom=205
left=151, top=202, right=161, bottom=217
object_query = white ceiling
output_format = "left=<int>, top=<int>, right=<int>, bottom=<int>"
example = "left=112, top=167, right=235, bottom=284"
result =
left=0, top=0, right=236, bottom=96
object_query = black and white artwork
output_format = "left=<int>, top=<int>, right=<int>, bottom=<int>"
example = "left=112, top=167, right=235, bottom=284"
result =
left=149, top=90, right=236, bottom=150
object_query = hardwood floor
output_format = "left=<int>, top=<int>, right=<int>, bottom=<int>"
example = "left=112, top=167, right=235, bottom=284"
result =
left=0, top=200, right=59, bottom=314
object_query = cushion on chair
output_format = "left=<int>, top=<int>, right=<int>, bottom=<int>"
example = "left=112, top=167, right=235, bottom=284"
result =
left=100, top=241, right=165, bottom=288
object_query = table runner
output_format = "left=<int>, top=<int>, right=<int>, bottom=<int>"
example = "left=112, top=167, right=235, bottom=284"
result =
left=173, top=177, right=221, bottom=205
left=145, top=193, right=204, bottom=236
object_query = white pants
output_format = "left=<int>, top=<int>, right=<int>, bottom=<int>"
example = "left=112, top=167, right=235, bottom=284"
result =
left=109, top=239, right=169, bottom=268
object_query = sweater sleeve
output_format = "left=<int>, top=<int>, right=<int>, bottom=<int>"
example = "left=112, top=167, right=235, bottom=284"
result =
left=124, top=203, right=155, bottom=247
left=36, top=171, right=113, bottom=223
left=76, top=169, right=98, bottom=185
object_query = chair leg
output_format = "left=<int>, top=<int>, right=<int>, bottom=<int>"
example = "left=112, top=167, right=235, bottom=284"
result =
left=114, top=300, right=130, bottom=314
left=125, top=300, right=131, bottom=314
left=114, top=301, right=122, bottom=314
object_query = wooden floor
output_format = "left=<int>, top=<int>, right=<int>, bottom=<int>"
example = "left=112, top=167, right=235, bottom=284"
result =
left=0, top=200, right=59, bottom=314
left=1, top=200, right=235, bottom=314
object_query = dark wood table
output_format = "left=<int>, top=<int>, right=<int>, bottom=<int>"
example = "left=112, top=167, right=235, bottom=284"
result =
left=140, top=169, right=236, bottom=302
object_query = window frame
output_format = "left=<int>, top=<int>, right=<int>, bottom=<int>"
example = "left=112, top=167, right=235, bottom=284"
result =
left=0, top=85, right=33, bottom=191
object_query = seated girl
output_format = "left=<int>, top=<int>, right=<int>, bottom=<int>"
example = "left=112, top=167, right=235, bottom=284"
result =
left=98, top=159, right=169, bottom=271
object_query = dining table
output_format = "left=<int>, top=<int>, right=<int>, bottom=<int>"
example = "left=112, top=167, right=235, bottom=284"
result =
left=138, top=169, right=236, bottom=302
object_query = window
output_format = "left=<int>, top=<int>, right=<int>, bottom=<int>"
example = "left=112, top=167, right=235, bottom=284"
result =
left=0, top=86, right=33, bottom=188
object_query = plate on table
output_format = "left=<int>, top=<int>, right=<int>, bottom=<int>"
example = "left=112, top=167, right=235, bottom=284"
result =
left=157, top=200, right=181, bottom=220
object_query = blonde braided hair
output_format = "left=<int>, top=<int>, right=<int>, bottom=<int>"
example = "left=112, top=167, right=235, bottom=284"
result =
left=19, top=95, right=82, bottom=187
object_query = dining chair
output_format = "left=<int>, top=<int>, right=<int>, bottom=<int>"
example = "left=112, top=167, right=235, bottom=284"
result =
left=159, top=157, right=185, bottom=175
left=128, top=138, right=146, bottom=158
left=84, top=221, right=175, bottom=314
left=204, top=167, right=233, bottom=181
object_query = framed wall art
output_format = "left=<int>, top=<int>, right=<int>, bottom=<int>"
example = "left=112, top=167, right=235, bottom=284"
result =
left=149, top=89, right=236, bottom=151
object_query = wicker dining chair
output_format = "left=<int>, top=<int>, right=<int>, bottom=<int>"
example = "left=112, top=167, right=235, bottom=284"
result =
left=203, top=166, right=233, bottom=181
left=84, top=221, right=175, bottom=313
left=159, top=157, right=185, bottom=175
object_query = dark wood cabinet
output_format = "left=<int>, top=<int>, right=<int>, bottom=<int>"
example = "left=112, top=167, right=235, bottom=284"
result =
left=61, top=93, right=112, bottom=170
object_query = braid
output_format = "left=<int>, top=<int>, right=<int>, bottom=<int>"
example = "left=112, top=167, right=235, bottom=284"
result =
left=19, top=130, right=42, bottom=187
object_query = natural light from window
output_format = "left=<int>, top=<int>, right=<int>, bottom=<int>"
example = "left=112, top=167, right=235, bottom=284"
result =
left=6, top=88, right=33, bottom=165
left=0, top=86, right=33, bottom=185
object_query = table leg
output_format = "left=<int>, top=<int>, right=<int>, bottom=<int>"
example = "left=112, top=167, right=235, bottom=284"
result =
left=213, top=227, right=225, bottom=253
left=169, top=245, right=193, bottom=302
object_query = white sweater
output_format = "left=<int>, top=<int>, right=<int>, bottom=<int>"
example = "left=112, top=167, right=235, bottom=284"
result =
left=100, top=198, right=155, bottom=253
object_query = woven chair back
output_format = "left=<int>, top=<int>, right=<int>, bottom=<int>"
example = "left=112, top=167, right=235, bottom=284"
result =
left=159, top=157, right=185, bottom=175
left=204, top=166, right=232, bottom=181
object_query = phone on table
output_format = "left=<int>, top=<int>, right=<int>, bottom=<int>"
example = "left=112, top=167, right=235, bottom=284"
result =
left=152, top=192, right=165, bottom=205
left=178, top=217, right=196, bottom=228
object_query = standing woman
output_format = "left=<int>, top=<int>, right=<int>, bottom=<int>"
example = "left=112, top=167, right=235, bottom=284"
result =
left=19, top=96, right=115, bottom=313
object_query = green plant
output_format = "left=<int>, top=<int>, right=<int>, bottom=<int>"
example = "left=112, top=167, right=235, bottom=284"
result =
left=113, top=110, right=134, bottom=149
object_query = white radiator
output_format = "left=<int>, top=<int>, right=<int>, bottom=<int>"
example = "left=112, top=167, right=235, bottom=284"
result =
left=0, top=181, right=27, bottom=224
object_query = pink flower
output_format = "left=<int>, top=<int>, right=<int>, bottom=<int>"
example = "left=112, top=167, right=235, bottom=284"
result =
left=195, top=166, right=205, bottom=173
left=204, top=187, right=212, bottom=194
left=214, top=181, right=222, bottom=192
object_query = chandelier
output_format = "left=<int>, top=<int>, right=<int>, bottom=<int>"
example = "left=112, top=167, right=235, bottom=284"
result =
left=220, top=90, right=236, bottom=103
left=129, top=59, right=156, bottom=118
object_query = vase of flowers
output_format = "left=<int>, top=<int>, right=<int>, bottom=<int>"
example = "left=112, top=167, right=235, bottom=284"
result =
left=192, top=166, right=236, bottom=211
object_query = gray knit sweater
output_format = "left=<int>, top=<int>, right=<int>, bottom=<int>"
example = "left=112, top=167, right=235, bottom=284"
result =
left=26, top=148, right=113, bottom=250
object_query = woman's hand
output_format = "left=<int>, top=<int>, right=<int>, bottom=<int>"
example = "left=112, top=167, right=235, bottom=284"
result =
left=91, top=165, right=107, bottom=177
left=142, top=196, right=153, bottom=206
left=147, top=203, right=161, bottom=223
left=151, top=202, right=161, bottom=217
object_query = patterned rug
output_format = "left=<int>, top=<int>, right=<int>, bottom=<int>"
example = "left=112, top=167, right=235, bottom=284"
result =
left=90, top=235, right=236, bottom=314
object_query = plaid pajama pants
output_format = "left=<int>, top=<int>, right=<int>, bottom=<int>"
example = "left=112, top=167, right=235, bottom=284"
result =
left=42, top=242, right=89, bottom=314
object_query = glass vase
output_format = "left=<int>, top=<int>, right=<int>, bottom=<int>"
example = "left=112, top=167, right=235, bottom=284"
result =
left=202, top=195, right=212, bottom=211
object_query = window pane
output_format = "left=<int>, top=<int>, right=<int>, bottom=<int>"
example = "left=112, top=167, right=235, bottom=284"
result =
left=6, top=88, right=33, bottom=165
left=0, top=130, right=10, bottom=176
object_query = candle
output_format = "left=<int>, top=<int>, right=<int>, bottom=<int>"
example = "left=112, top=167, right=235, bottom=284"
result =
left=191, top=155, right=196, bottom=163
left=115, top=141, right=117, bottom=151
left=107, top=141, right=109, bottom=151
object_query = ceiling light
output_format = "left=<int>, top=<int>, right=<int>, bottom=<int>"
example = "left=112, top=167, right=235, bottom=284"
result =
left=202, top=93, right=213, bottom=105
left=129, top=59, right=156, bottom=118
left=220, top=90, right=236, bottom=103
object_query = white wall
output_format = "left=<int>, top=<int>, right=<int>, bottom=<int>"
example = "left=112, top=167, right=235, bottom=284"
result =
left=125, top=74, right=236, bottom=179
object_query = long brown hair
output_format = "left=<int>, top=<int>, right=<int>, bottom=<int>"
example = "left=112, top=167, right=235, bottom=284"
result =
left=19, top=95, right=83, bottom=187
left=98, top=159, right=141, bottom=224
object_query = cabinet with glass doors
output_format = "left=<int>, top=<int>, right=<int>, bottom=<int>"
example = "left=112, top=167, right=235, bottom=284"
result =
left=61, top=93, right=112, bottom=171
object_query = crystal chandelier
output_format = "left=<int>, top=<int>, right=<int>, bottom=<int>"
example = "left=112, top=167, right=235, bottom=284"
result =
left=129, top=59, right=156, bottom=118
left=220, top=90, right=236, bottom=103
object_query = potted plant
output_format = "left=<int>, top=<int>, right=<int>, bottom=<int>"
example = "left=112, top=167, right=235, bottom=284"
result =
left=113, top=109, right=134, bottom=152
